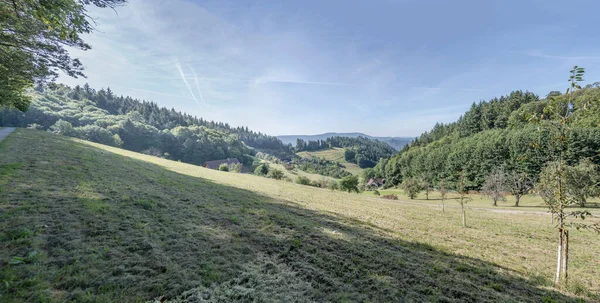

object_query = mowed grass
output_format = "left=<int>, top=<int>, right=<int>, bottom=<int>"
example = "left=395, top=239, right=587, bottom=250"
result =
left=362, top=188, right=600, bottom=213
left=297, top=147, right=363, bottom=175
left=0, top=129, right=598, bottom=302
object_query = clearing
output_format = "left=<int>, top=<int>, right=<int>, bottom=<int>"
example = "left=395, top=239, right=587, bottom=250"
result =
left=297, top=147, right=363, bottom=175
left=1, top=129, right=599, bottom=302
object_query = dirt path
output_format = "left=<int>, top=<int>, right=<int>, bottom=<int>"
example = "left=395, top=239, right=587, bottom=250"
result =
left=0, top=127, right=16, bottom=143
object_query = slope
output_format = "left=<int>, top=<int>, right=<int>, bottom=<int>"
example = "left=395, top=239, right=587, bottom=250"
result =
left=297, top=147, right=363, bottom=175
left=0, top=129, right=597, bottom=302
left=277, top=132, right=412, bottom=150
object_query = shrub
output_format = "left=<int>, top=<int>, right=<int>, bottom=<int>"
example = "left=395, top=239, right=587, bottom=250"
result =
left=267, top=169, right=284, bottom=180
left=328, top=180, right=339, bottom=191
left=296, top=176, right=311, bottom=185
left=381, top=194, right=398, bottom=200
left=254, top=164, right=269, bottom=176
left=218, top=163, right=230, bottom=172
left=230, top=163, right=243, bottom=173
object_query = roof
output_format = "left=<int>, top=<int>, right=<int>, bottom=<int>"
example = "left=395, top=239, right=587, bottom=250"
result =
left=367, top=178, right=386, bottom=186
left=203, top=158, right=240, bottom=169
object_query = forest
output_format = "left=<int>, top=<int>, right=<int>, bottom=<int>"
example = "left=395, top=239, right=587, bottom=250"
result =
left=296, top=136, right=396, bottom=168
left=375, top=85, right=600, bottom=191
left=0, top=84, right=295, bottom=165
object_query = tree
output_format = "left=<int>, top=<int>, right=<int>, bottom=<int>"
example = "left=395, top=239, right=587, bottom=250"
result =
left=401, top=177, right=421, bottom=199
left=254, top=164, right=269, bottom=176
left=218, top=163, right=229, bottom=172
left=533, top=66, right=600, bottom=285
left=0, top=0, right=126, bottom=111
left=267, top=169, right=284, bottom=180
left=50, top=119, right=76, bottom=136
left=438, top=179, right=449, bottom=213
left=361, top=168, right=377, bottom=184
left=339, top=175, right=359, bottom=193
left=504, top=170, right=532, bottom=207
left=419, top=178, right=432, bottom=200
left=456, top=172, right=472, bottom=228
left=230, top=163, right=243, bottom=173
left=344, top=149, right=356, bottom=162
left=564, top=158, right=599, bottom=207
left=327, top=180, right=339, bottom=191
left=481, top=170, right=506, bottom=206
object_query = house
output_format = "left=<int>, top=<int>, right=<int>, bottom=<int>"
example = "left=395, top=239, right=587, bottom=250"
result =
left=367, top=178, right=386, bottom=187
left=203, top=158, right=241, bottom=170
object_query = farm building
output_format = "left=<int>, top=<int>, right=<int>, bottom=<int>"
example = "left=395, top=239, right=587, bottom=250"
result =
left=367, top=178, right=386, bottom=187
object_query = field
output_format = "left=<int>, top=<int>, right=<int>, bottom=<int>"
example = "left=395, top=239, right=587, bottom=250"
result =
left=297, top=147, right=363, bottom=175
left=1, top=129, right=599, bottom=302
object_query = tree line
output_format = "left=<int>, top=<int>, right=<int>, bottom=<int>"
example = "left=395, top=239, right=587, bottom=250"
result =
left=0, top=84, right=295, bottom=165
left=296, top=136, right=396, bottom=168
left=375, top=85, right=600, bottom=192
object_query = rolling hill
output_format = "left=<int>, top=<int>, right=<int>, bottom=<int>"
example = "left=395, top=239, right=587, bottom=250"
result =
left=1, top=128, right=598, bottom=302
left=277, top=132, right=413, bottom=150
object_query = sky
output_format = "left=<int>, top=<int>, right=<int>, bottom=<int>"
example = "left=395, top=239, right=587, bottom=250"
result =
left=59, top=0, right=600, bottom=137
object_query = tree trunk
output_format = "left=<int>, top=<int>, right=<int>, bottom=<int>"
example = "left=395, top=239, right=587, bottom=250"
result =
left=493, top=199, right=497, bottom=206
left=555, top=228, right=563, bottom=284
left=563, top=230, right=569, bottom=283
left=426, top=191, right=429, bottom=200
left=461, top=203, right=466, bottom=228
left=580, top=198, right=586, bottom=208
left=442, top=199, right=445, bottom=213
left=514, top=194, right=520, bottom=207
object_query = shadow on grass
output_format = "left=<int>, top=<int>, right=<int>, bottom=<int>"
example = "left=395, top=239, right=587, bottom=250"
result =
left=0, top=131, right=588, bottom=302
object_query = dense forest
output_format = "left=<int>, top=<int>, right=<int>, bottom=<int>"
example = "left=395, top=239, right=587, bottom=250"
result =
left=375, top=87, right=600, bottom=189
left=296, top=136, right=396, bottom=168
left=0, top=84, right=294, bottom=165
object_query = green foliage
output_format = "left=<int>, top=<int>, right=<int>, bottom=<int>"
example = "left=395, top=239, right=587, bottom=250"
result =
left=295, top=176, right=311, bottom=185
left=564, top=158, right=599, bottom=207
left=230, top=163, right=243, bottom=173
left=339, top=175, right=359, bottom=193
left=267, top=169, right=284, bottom=180
left=373, top=190, right=380, bottom=196
left=327, top=180, right=339, bottom=191
left=0, top=84, right=295, bottom=165
left=254, top=164, right=269, bottom=176
left=294, top=157, right=352, bottom=179
left=361, top=167, right=377, bottom=184
left=0, top=0, right=125, bottom=111
left=218, top=163, right=229, bottom=172
left=401, top=177, right=422, bottom=199
left=297, top=137, right=394, bottom=169
left=481, top=170, right=507, bottom=206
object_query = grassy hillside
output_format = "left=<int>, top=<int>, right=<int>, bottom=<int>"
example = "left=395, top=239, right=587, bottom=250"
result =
left=297, top=148, right=363, bottom=175
left=1, top=129, right=599, bottom=302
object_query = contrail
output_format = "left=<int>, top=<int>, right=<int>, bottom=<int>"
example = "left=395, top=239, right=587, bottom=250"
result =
left=174, top=58, right=201, bottom=106
left=188, top=64, right=207, bottom=106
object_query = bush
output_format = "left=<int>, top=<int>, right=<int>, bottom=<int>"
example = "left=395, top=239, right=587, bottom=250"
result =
left=296, top=176, right=311, bottom=185
left=340, top=175, right=359, bottom=193
left=381, top=194, right=398, bottom=200
left=328, top=180, right=339, bottom=191
left=267, top=169, right=284, bottom=180
left=218, top=163, right=230, bottom=172
left=254, top=164, right=269, bottom=176
left=230, top=163, right=243, bottom=173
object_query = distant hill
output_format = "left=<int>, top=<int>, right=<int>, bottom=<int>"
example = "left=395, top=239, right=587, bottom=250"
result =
left=277, top=132, right=413, bottom=150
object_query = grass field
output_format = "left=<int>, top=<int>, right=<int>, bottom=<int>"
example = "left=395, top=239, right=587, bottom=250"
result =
left=1, top=129, right=599, bottom=302
left=297, top=148, right=363, bottom=175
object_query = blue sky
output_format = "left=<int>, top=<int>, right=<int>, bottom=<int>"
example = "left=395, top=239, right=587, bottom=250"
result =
left=59, top=0, right=600, bottom=137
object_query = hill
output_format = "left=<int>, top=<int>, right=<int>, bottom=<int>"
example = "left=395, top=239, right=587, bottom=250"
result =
left=375, top=88, right=600, bottom=188
left=297, top=148, right=363, bottom=175
left=0, top=84, right=294, bottom=165
left=277, top=132, right=412, bottom=150
left=1, top=129, right=598, bottom=302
